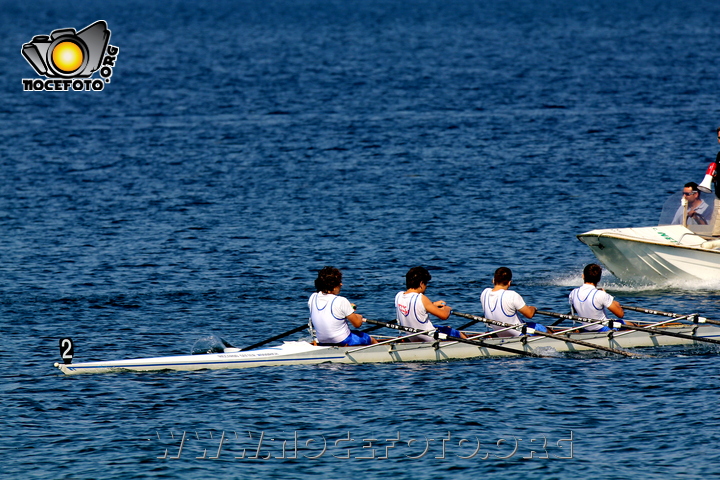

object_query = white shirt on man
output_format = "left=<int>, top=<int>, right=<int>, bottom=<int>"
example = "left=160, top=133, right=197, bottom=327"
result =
left=672, top=199, right=709, bottom=225
left=395, top=291, right=435, bottom=342
left=480, top=288, right=527, bottom=337
left=308, top=292, right=354, bottom=344
left=568, top=284, right=614, bottom=331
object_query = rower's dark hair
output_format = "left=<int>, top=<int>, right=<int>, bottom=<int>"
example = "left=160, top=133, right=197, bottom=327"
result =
left=493, top=267, right=512, bottom=285
left=406, top=266, right=431, bottom=289
left=583, top=263, right=603, bottom=285
left=685, top=181, right=700, bottom=194
left=315, top=266, right=342, bottom=293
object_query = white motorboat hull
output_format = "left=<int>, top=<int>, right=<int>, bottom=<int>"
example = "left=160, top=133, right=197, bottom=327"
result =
left=577, top=225, right=720, bottom=284
left=55, top=324, right=720, bottom=375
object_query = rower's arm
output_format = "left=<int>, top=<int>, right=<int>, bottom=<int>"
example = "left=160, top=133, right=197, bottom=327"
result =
left=608, top=301, right=624, bottom=318
left=421, top=294, right=451, bottom=320
left=518, top=305, right=536, bottom=319
left=346, top=312, right=365, bottom=328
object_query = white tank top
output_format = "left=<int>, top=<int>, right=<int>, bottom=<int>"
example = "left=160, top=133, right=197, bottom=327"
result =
left=395, top=291, right=437, bottom=342
left=568, top=284, right=613, bottom=331
left=308, top=292, right=352, bottom=344
left=480, top=288, right=526, bottom=337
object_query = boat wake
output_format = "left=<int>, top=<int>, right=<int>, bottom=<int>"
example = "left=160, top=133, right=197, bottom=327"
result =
left=547, top=273, right=720, bottom=293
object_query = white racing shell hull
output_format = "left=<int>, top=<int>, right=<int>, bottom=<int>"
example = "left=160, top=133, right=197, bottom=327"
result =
left=55, top=324, right=720, bottom=375
left=577, top=225, right=720, bottom=284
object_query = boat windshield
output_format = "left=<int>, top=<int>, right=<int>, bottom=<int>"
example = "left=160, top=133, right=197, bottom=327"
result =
left=658, top=191, right=715, bottom=235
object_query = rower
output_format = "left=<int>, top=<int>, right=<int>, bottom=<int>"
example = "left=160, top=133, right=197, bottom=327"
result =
left=568, top=264, right=625, bottom=332
left=308, top=266, right=378, bottom=346
left=480, top=267, right=548, bottom=337
left=395, top=266, right=467, bottom=342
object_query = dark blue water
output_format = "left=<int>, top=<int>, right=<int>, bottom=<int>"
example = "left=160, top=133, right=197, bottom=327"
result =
left=3, top=0, right=720, bottom=478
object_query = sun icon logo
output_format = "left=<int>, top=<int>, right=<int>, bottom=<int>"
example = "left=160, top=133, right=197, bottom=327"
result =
left=22, top=21, right=110, bottom=78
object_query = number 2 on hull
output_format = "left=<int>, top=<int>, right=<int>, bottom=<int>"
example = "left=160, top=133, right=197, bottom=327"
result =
left=59, top=338, right=74, bottom=365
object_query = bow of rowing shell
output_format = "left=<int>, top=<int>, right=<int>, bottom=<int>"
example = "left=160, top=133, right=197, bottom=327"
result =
left=55, top=324, right=720, bottom=375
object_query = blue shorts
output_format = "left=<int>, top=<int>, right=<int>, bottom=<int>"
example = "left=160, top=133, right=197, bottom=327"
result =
left=339, top=330, right=373, bottom=346
left=436, top=326, right=463, bottom=338
left=525, top=322, right=548, bottom=333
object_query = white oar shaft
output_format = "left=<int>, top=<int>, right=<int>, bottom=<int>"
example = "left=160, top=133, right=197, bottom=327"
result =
left=622, top=305, right=718, bottom=326
left=522, top=320, right=606, bottom=345
left=438, top=328, right=513, bottom=348
left=538, top=310, right=720, bottom=346
left=609, top=317, right=682, bottom=339
left=363, top=319, right=546, bottom=358
left=346, top=330, right=434, bottom=354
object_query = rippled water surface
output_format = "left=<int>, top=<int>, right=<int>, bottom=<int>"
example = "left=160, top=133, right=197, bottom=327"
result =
left=3, top=0, right=720, bottom=478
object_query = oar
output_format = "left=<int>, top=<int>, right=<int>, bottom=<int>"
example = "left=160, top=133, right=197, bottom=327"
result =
left=458, top=319, right=478, bottom=330
left=346, top=329, right=435, bottom=354
left=362, top=319, right=548, bottom=358
left=536, top=310, right=614, bottom=328
left=362, top=319, right=397, bottom=333
left=458, top=317, right=482, bottom=330
left=536, top=310, right=720, bottom=347
left=452, top=312, right=642, bottom=358
left=621, top=305, right=720, bottom=326
left=241, top=317, right=398, bottom=352
left=240, top=323, right=309, bottom=351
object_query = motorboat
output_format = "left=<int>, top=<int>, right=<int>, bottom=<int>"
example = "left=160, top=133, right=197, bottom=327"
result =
left=578, top=191, right=720, bottom=284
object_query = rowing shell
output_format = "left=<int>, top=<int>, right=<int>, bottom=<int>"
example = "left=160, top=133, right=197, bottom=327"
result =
left=54, top=324, right=720, bottom=375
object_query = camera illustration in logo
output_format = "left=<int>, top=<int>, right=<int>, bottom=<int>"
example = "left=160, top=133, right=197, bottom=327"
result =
left=22, top=20, right=110, bottom=78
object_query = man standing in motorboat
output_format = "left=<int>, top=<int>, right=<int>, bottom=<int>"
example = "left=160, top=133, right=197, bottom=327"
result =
left=568, top=264, right=625, bottom=332
left=395, top=266, right=467, bottom=342
left=696, top=127, right=720, bottom=235
left=671, top=182, right=709, bottom=226
left=480, top=267, right=548, bottom=337
left=309, top=266, right=378, bottom=346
